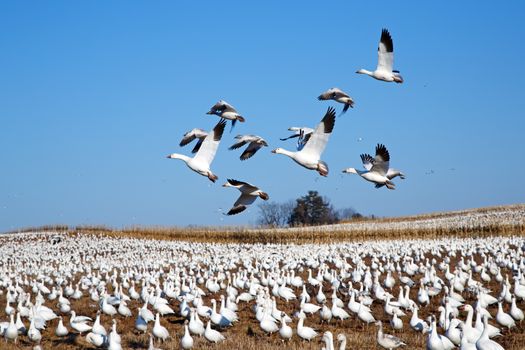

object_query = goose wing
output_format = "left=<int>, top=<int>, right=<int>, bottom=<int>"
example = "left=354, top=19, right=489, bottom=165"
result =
left=360, top=153, right=374, bottom=171
left=240, top=142, right=264, bottom=160
left=300, top=107, right=336, bottom=158
left=376, top=28, right=394, bottom=73
left=179, top=128, right=207, bottom=147
left=208, top=100, right=236, bottom=114
left=318, top=88, right=350, bottom=101
left=370, top=144, right=390, bottom=176
left=193, top=120, right=227, bottom=166
left=191, top=138, right=204, bottom=154
left=229, top=136, right=250, bottom=150
left=226, top=193, right=258, bottom=215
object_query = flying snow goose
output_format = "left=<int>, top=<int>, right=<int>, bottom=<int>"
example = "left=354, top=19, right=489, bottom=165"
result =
left=167, top=119, right=226, bottom=182
left=356, top=28, right=403, bottom=83
left=222, top=179, right=269, bottom=215
left=343, top=144, right=399, bottom=189
left=179, top=128, right=208, bottom=154
left=272, top=107, right=336, bottom=176
left=229, top=135, right=268, bottom=160
left=318, top=88, right=355, bottom=113
left=206, top=100, right=245, bottom=129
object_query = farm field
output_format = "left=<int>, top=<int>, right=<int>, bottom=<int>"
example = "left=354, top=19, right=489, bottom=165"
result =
left=1, top=205, right=525, bottom=349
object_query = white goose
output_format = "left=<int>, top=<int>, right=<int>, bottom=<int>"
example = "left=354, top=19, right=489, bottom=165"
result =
left=343, top=144, right=399, bottom=189
left=376, top=321, right=406, bottom=349
left=204, top=321, right=225, bottom=343
left=318, top=88, right=355, bottom=113
left=181, top=322, right=194, bottom=349
left=272, top=107, right=336, bottom=176
left=229, top=135, right=268, bottom=160
left=297, top=313, right=317, bottom=341
left=152, top=313, right=169, bottom=342
left=206, top=100, right=245, bottom=128
left=476, top=315, right=504, bottom=350
left=356, top=28, right=403, bottom=83
left=222, top=179, right=269, bottom=215
left=179, top=128, right=208, bottom=154
left=167, top=119, right=226, bottom=182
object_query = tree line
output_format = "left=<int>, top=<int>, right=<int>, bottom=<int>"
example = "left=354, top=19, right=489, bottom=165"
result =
left=257, top=190, right=365, bottom=228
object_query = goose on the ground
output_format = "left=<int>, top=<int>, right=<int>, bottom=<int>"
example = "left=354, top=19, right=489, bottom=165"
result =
left=229, top=135, right=268, bottom=160
left=356, top=28, right=403, bottom=83
left=206, top=100, right=245, bottom=129
left=179, top=128, right=208, bottom=154
left=343, top=144, right=399, bottom=189
left=167, top=120, right=226, bottom=182
left=222, top=179, right=269, bottom=215
left=318, top=88, right=355, bottom=113
left=272, top=107, right=336, bottom=177
left=376, top=321, right=405, bottom=349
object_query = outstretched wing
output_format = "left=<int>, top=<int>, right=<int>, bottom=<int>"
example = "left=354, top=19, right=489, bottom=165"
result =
left=360, top=153, right=374, bottom=171
left=191, top=138, right=204, bottom=154
left=180, top=128, right=206, bottom=147
left=377, top=28, right=394, bottom=73
left=233, top=193, right=257, bottom=207
left=370, top=144, right=390, bottom=176
left=300, top=107, right=336, bottom=158
left=240, top=142, right=262, bottom=160
left=193, top=120, right=226, bottom=166
left=226, top=178, right=251, bottom=187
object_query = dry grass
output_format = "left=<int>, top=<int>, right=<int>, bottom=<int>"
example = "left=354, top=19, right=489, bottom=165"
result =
left=10, top=204, right=525, bottom=244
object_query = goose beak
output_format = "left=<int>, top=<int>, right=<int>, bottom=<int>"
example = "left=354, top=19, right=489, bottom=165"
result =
left=271, top=149, right=277, bottom=153
left=206, top=111, right=213, bottom=115
left=166, top=155, right=172, bottom=158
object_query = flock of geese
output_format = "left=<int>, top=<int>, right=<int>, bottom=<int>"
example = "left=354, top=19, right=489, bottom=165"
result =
left=167, top=28, right=405, bottom=215
left=1, top=232, right=524, bottom=350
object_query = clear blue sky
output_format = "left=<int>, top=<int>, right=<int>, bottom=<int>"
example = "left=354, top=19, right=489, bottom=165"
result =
left=1, top=1, right=524, bottom=231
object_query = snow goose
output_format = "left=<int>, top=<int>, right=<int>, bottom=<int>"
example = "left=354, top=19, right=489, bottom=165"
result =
left=390, top=312, right=403, bottom=330
left=343, top=144, right=399, bottom=189
left=476, top=315, right=504, bottom=350
left=496, top=301, right=515, bottom=329
left=152, top=313, right=169, bottom=342
left=180, top=128, right=208, bottom=154
left=272, top=107, right=336, bottom=176
left=427, top=317, right=455, bottom=350
left=204, top=320, right=225, bottom=343
left=167, top=119, right=226, bottom=182
left=181, top=322, right=194, bottom=349
left=510, top=296, right=524, bottom=321
left=318, top=87, right=355, bottom=113
left=86, top=332, right=107, bottom=348
left=222, top=179, right=269, bottom=215
left=376, top=321, right=406, bottom=349
left=322, top=331, right=335, bottom=350
left=335, top=334, right=347, bottom=350
left=70, top=311, right=92, bottom=335
left=135, top=308, right=148, bottom=333
left=55, top=316, right=69, bottom=337
left=229, top=134, right=268, bottom=160
left=206, top=100, right=245, bottom=129
left=356, top=28, right=404, bottom=83
left=297, top=313, right=317, bottom=341
left=4, top=314, right=18, bottom=343
left=92, top=311, right=107, bottom=336
left=148, top=334, right=162, bottom=350
left=279, top=316, right=293, bottom=340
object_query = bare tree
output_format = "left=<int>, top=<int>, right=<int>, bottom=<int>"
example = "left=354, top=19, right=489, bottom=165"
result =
left=257, top=200, right=294, bottom=228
